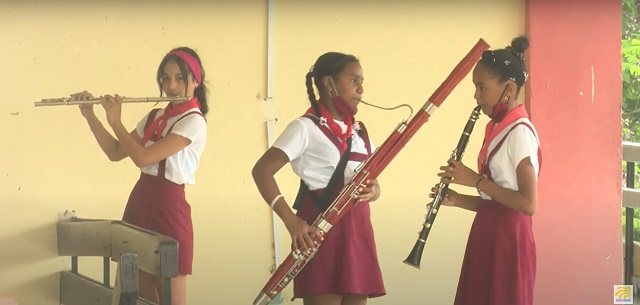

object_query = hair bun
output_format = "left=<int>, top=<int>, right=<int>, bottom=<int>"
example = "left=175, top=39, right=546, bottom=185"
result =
left=510, top=36, right=529, bottom=55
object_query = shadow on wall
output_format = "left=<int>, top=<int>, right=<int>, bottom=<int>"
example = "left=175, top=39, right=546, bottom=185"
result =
left=8, top=273, right=59, bottom=305
left=0, top=222, right=61, bottom=303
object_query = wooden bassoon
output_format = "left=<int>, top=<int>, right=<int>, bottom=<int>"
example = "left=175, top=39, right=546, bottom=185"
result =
left=253, top=38, right=490, bottom=305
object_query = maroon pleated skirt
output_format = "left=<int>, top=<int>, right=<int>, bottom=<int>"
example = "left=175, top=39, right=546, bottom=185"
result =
left=293, top=189, right=385, bottom=299
left=122, top=173, right=194, bottom=275
left=454, top=199, right=536, bottom=305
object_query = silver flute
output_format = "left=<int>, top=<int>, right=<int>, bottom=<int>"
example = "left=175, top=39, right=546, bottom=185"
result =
left=34, top=96, right=190, bottom=107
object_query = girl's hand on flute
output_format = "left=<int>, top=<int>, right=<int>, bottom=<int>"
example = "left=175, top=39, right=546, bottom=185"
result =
left=429, top=183, right=458, bottom=206
left=101, top=94, right=123, bottom=125
left=283, top=214, right=322, bottom=255
left=437, top=159, right=482, bottom=187
left=356, top=179, right=381, bottom=202
left=71, top=90, right=95, bottom=118
left=71, top=90, right=93, bottom=100
left=79, top=103, right=94, bottom=118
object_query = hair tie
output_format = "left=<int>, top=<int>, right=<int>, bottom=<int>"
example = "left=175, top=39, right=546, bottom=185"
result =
left=505, top=46, right=525, bottom=61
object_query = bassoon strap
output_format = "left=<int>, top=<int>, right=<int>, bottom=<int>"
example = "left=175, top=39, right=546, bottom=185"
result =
left=293, top=137, right=352, bottom=211
left=292, top=114, right=358, bottom=211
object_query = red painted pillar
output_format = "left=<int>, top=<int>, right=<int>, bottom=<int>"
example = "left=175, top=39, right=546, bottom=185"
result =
left=526, top=0, right=622, bottom=304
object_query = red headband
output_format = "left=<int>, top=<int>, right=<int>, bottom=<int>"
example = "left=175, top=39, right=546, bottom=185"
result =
left=167, top=50, right=202, bottom=83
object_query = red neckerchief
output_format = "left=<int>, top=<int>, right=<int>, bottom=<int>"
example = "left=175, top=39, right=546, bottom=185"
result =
left=306, top=103, right=353, bottom=153
left=140, top=97, right=200, bottom=145
left=477, top=104, right=529, bottom=175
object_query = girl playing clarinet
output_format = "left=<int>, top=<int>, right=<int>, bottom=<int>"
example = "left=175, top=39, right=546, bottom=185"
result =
left=252, top=52, right=386, bottom=305
left=431, top=36, right=541, bottom=305
left=73, top=46, right=208, bottom=305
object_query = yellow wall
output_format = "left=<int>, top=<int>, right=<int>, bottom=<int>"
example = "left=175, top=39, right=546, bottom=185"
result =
left=0, top=1, right=522, bottom=304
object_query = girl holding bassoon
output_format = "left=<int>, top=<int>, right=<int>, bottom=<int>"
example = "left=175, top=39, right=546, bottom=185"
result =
left=252, top=52, right=385, bottom=305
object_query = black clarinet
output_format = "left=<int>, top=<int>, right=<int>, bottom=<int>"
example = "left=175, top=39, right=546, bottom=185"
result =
left=404, top=105, right=482, bottom=269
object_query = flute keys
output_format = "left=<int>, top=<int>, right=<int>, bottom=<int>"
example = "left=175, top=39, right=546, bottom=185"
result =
left=41, top=98, right=66, bottom=103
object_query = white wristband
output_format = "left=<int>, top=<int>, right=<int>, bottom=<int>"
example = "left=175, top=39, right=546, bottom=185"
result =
left=270, top=194, right=284, bottom=208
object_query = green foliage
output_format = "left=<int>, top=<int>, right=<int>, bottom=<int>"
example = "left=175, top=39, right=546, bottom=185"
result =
left=623, top=0, right=640, bottom=142
left=622, top=208, right=640, bottom=240
left=622, top=0, right=640, bottom=241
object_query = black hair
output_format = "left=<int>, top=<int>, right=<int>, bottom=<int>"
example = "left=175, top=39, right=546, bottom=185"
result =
left=305, top=52, right=359, bottom=115
left=478, top=36, right=529, bottom=92
left=156, top=46, right=209, bottom=116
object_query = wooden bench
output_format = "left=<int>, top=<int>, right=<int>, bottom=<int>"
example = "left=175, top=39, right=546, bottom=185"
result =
left=57, top=217, right=179, bottom=305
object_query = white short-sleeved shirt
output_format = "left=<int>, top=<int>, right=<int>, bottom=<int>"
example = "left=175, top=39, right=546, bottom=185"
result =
left=135, top=108, right=207, bottom=185
left=273, top=116, right=375, bottom=191
left=479, top=118, right=540, bottom=200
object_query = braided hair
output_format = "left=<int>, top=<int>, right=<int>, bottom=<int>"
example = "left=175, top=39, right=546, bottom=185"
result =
left=305, top=52, right=359, bottom=115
